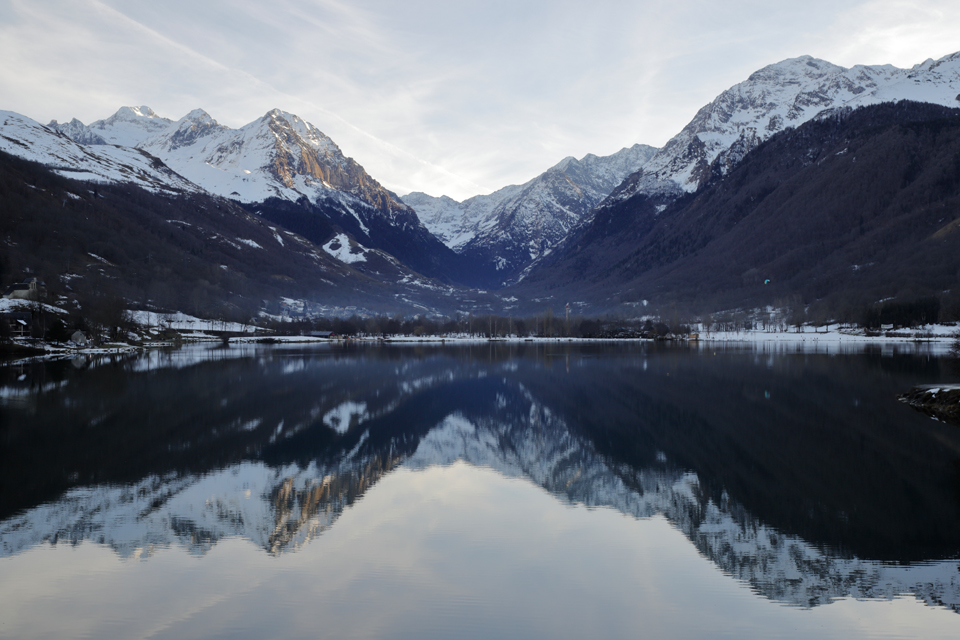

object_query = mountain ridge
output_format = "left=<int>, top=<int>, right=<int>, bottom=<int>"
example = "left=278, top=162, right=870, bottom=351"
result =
left=602, top=51, right=960, bottom=208
left=403, top=143, right=658, bottom=285
left=515, top=100, right=960, bottom=317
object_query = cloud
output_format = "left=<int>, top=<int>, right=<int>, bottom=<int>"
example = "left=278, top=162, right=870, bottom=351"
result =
left=2, top=0, right=959, bottom=200
left=817, top=0, right=960, bottom=66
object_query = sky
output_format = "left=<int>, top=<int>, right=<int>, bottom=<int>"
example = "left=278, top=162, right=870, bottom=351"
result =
left=1, top=0, right=959, bottom=201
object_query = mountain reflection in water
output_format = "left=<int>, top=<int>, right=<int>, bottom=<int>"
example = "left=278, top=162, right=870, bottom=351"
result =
left=3, top=341, right=960, bottom=615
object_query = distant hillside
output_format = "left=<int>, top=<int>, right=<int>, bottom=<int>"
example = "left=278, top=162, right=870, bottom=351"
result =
left=515, top=102, right=960, bottom=321
left=403, top=144, right=657, bottom=286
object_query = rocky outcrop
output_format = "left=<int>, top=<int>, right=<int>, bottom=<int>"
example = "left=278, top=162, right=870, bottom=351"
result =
left=899, top=385, right=960, bottom=427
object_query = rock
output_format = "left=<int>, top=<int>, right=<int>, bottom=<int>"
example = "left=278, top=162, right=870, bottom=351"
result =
left=898, top=385, right=960, bottom=427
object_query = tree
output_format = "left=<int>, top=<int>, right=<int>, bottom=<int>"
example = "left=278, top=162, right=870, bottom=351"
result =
left=45, top=317, right=71, bottom=343
left=83, top=288, right=128, bottom=343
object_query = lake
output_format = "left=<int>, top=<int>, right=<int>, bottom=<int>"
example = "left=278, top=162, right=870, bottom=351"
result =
left=2, top=340, right=960, bottom=639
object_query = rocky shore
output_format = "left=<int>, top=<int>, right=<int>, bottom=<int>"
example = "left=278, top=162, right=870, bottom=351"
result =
left=899, top=385, right=960, bottom=427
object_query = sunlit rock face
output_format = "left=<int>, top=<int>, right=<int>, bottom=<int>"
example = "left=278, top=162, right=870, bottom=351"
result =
left=135, top=108, right=410, bottom=217
left=8, top=104, right=461, bottom=283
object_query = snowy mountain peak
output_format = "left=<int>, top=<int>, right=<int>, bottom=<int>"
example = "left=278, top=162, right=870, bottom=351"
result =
left=915, top=50, right=960, bottom=72
left=403, top=143, right=658, bottom=283
left=255, top=108, right=342, bottom=157
left=746, top=55, right=845, bottom=84
left=130, top=105, right=160, bottom=118
left=144, top=108, right=228, bottom=152
left=181, top=107, right=215, bottom=123
left=0, top=110, right=201, bottom=194
left=604, top=50, right=960, bottom=206
left=105, top=105, right=168, bottom=124
left=127, top=107, right=414, bottom=231
left=46, top=117, right=107, bottom=145
left=88, top=105, right=174, bottom=147
left=551, top=155, right=578, bottom=171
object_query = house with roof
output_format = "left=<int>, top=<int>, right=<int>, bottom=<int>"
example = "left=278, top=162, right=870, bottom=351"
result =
left=0, top=312, right=32, bottom=337
left=2, top=277, right=47, bottom=301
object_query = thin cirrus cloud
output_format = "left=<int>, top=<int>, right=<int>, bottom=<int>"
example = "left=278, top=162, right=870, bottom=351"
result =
left=1, top=0, right=958, bottom=201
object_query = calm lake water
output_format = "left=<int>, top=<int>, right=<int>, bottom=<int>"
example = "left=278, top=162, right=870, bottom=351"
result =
left=2, top=341, right=960, bottom=639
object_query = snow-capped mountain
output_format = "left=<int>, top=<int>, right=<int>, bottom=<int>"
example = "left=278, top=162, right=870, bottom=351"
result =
left=5, top=105, right=470, bottom=283
left=135, top=107, right=473, bottom=280
left=0, top=110, right=201, bottom=195
left=134, top=108, right=411, bottom=217
left=604, top=51, right=960, bottom=206
left=403, top=144, right=657, bottom=285
left=45, top=118, right=107, bottom=145
left=87, top=105, right=174, bottom=147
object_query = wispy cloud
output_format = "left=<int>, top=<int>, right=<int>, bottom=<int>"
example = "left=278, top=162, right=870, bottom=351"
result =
left=2, top=0, right=959, bottom=200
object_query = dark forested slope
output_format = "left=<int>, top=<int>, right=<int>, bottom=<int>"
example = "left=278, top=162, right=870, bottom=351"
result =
left=0, top=151, right=462, bottom=318
left=516, top=102, right=960, bottom=319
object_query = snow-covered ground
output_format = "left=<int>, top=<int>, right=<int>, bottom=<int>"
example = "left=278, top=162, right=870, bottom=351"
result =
left=0, top=298, right=68, bottom=315
left=126, top=310, right=260, bottom=334
left=695, top=323, right=958, bottom=355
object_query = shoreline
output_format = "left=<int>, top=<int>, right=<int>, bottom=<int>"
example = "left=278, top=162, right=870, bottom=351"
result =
left=2, top=323, right=956, bottom=367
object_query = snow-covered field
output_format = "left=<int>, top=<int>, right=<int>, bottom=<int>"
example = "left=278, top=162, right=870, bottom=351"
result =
left=695, top=323, right=958, bottom=354
left=0, top=298, right=68, bottom=315
left=126, top=310, right=260, bottom=334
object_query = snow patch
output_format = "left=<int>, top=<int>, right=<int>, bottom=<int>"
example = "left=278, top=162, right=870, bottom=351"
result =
left=322, top=233, right=366, bottom=264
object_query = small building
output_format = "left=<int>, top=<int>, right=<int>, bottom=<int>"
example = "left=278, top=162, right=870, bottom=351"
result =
left=70, top=331, right=88, bottom=346
left=1, top=312, right=32, bottom=337
left=2, top=277, right=47, bottom=301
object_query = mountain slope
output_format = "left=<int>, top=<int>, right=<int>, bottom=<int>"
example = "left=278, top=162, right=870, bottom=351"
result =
left=403, top=144, right=657, bottom=286
left=0, top=149, right=479, bottom=318
left=603, top=52, right=960, bottom=207
left=0, top=110, right=200, bottom=195
left=129, top=107, right=471, bottom=283
left=12, top=105, right=474, bottom=286
left=87, top=105, right=174, bottom=146
left=516, top=101, right=960, bottom=317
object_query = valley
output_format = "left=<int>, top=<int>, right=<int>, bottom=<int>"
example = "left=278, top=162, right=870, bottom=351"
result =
left=3, top=52, right=960, bottom=334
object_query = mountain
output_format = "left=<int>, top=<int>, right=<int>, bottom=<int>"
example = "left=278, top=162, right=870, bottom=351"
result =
left=75, top=106, right=473, bottom=284
left=135, top=108, right=406, bottom=209
left=45, top=118, right=107, bottom=145
left=5, top=105, right=476, bottom=287
left=87, top=105, right=174, bottom=146
left=515, top=101, right=960, bottom=318
left=0, top=148, right=487, bottom=319
left=403, top=144, right=657, bottom=286
left=0, top=110, right=200, bottom=195
left=9, top=50, right=960, bottom=312
left=603, top=52, right=960, bottom=207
